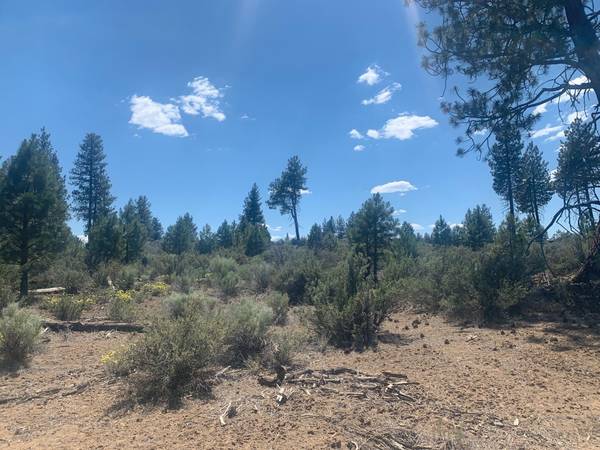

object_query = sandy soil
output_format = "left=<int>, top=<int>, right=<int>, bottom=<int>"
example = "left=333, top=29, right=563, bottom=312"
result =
left=1, top=310, right=600, bottom=449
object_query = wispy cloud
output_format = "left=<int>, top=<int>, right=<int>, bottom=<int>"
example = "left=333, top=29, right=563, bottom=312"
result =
left=179, top=77, right=226, bottom=121
left=367, top=114, right=438, bottom=141
left=357, top=65, right=387, bottom=86
left=353, top=144, right=365, bottom=152
left=129, top=95, right=188, bottom=137
left=530, top=123, right=564, bottom=139
left=411, top=223, right=424, bottom=232
left=349, top=129, right=363, bottom=139
left=300, top=189, right=312, bottom=195
left=267, top=224, right=283, bottom=232
left=362, top=83, right=401, bottom=105
left=393, top=208, right=407, bottom=216
left=371, top=180, right=417, bottom=195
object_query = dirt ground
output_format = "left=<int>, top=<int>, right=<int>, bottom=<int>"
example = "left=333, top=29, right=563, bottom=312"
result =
left=2, top=309, right=600, bottom=449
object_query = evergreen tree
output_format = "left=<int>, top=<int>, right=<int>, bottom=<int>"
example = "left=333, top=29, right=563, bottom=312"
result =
left=197, top=224, right=216, bottom=254
left=150, top=217, right=163, bottom=241
left=488, top=123, right=523, bottom=218
left=135, top=195, right=155, bottom=238
left=70, top=133, right=114, bottom=234
left=417, top=1, right=600, bottom=154
left=267, top=155, right=308, bottom=241
left=238, top=184, right=270, bottom=255
left=516, top=143, right=554, bottom=226
left=243, top=224, right=270, bottom=257
left=462, top=204, right=496, bottom=250
left=555, top=118, right=600, bottom=232
left=120, top=200, right=146, bottom=263
left=162, top=213, right=198, bottom=255
left=307, top=223, right=323, bottom=250
left=347, top=193, right=398, bottom=282
left=335, top=215, right=346, bottom=239
left=87, top=213, right=124, bottom=266
left=239, top=183, right=266, bottom=231
left=0, top=132, right=69, bottom=296
left=216, top=220, right=234, bottom=248
left=431, top=215, right=453, bottom=246
left=395, top=222, right=418, bottom=257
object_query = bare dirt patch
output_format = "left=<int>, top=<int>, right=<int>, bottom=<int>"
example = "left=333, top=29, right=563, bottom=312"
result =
left=2, top=312, right=599, bottom=449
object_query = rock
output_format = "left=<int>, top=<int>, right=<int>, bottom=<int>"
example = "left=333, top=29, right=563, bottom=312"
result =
left=444, top=339, right=450, bottom=345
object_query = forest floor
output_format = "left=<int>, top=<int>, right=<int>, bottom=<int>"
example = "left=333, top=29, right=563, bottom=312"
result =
left=2, top=302, right=600, bottom=449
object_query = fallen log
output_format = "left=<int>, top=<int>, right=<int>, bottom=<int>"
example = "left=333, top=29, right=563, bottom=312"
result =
left=42, top=320, right=144, bottom=333
left=29, top=287, right=65, bottom=295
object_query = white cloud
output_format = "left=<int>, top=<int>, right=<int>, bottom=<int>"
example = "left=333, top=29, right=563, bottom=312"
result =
left=349, top=129, right=363, bottom=139
left=357, top=65, right=387, bottom=86
left=530, top=123, right=564, bottom=139
left=550, top=168, right=558, bottom=181
left=450, top=223, right=463, bottom=229
left=353, top=144, right=365, bottom=152
left=545, top=130, right=565, bottom=142
left=179, top=76, right=226, bottom=121
left=300, top=189, right=312, bottom=195
left=368, top=114, right=438, bottom=141
left=362, top=83, right=401, bottom=105
left=267, top=224, right=283, bottom=232
left=567, top=110, right=588, bottom=124
left=393, top=209, right=407, bottom=216
left=411, top=223, right=424, bottom=232
left=77, top=234, right=88, bottom=244
left=271, top=235, right=284, bottom=242
left=129, top=95, right=188, bottom=137
left=371, top=180, right=417, bottom=195
left=366, top=129, right=380, bottom=139
left=532, top=103, right=548, bottom=115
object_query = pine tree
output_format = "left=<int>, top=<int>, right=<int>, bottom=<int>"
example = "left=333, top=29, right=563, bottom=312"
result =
left=307, top=223, right=323, bottom=250
left=335, top=215, right=346, bottom=239
left=462, top=204, right=496, bottom=250
left=135, top=195, right=154, bottom=237
left=417, top=1, right=600, bottom=154
left=0, top=131, right=69, bottom=296
left=162, top=213, right=198, bottom=255
left=150, top=217, right=163, bottom=241
left=197, top=224, right=215, bottom=254
left=87, top=213, right=124, bottom=266
left=431, top=216, right=452, bottom=246
left=488, top=123, right=523, bottom=219
left=120, top=200, right=146, bottom=263
left=70, top=133, right=114, bottom=234
left=239, top=183, right=266, bottom=231
left=516, top=143, right=554, bottom=226
left=216, top=220, right=234, bottom=248
left=395, top=222, right=418, bottom=257
left=267, top=155, right=308, bottom=241
left=555, top=118, right=600, bottom=232
left=243, top=224, right=270, bottom=257
left=347, top=193, right=397, bottom=282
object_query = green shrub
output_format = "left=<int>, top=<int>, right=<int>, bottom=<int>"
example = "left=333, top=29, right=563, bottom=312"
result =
left=46, top=295, right=92, bottom=321
left=265, top=292, right=289, bottom=325
left=274, top=255, right=321, bottom=304
left=164, top=293, right=218, bottom=319
left=0, top=303, right=42, bottom=365
left=223, top=299, right=273, bottom=366
left=209, top=257, right=239, bottom=297
left=122, top=314, right=225, bottom=405
left=241, top=261, right=273, bottom=293
left=0, top=286, right=17, bottom=311
left=108, top=291, right=136, bottom=322
left=218, top=272, right=239, bottom=297
left=260, top=328, right=304, bottom=370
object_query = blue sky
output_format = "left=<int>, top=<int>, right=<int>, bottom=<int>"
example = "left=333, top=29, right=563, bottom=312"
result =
left=0, top=1, right=574, bottom=238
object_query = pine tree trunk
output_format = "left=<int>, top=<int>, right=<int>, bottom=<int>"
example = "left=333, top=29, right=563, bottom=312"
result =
left=19, top=268, right=28, bottom=298
left=564, top=0, right=600, bottom=101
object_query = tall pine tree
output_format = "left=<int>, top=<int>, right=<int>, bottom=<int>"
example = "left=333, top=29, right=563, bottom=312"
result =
left=162, top=213, right=198, bottom=255
left=462, top=204, right=495, bottom=250
left=0, top=131, right=69, bottom=296
left=515, top=143, right=554, bottom=226
left=347, top=193, right=397, bottom=282
left=267, top=156, right=308, bottom=241
left=70, top=133, right=114, bottom=234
